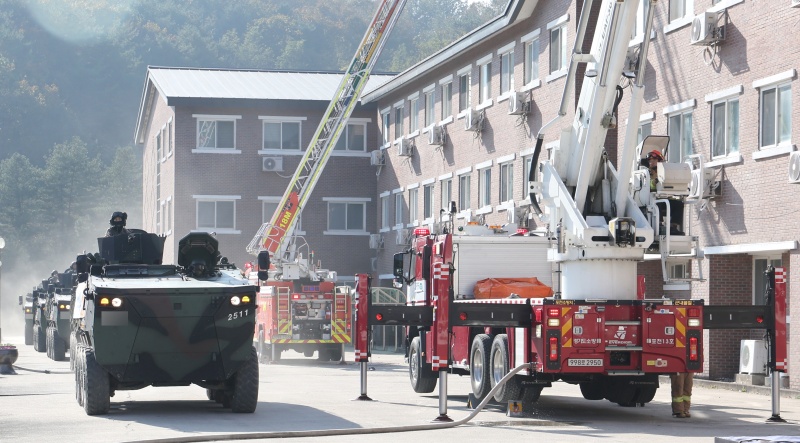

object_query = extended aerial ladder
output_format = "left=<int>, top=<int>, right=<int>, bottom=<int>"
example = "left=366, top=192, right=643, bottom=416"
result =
left=246, top=0, right=408, bottom=280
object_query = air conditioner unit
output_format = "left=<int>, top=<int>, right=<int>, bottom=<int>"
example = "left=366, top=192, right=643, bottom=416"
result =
left=788, top=151, right=800, bottom=183
left=262, top=156, right=284, bottom=172
left=370, top=150, right=385, bottom=166
left=508, top=92, right=530, bottom=115
left=739, top=339, right=768, bottom=375
left=428, top=126, right=445, bottom=146
left=369, top=233, right=383, bottom=250
left=464, top=109, right=484, bottom=132
left=690, top=12, right=721, bottom=46
left=370, top=257, right=378, bottom=272
left=395, top=228, right=409, bottom=245
left=398, top=139, right=414, bottom=157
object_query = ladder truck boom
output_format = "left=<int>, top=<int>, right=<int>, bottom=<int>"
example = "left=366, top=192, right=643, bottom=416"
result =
left=246, top=0, right=408, bottom=277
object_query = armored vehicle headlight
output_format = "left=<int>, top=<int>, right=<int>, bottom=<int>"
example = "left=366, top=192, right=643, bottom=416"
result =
left=230, top=296, right=241, bottom=306
left=100, top=297, right=110, bottom=306
left=111, top=298, right=123, bottom=308
left=59, top=304, right=66, bottom=309
left=25, top=308, right=31, bottom=313
left=242, top=295, right=251, bottom=304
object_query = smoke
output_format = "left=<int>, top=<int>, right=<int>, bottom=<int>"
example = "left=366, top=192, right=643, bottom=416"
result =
left=25, top=0, right=137, bottom=45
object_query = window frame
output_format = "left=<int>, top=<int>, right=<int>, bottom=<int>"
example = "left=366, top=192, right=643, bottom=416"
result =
left=522, top=155, right=533, bottom=200
left=380, top=194, right=390, bottom=230
left=193, top=195, right=240, bottom=234
left=710, top=97, right=740, bottom=159
left=499, top=161, right=514, bottom=204
left=409, top=95, right=420, bottom=134
left=440, top=80, right=453, bottom=121
left=324, top=198, right=368, bottom=234
left=458, top=66, right=471, bottom=112
left=499, top=44, right=515, bottom=96
left=546, top=15, right=569, bottom=78
left=381, top=109, right=391, bottom=146
left=394, top=190, right=405, bottom=229
left=394, top=104, right=404, bottom=141
left=759, top=82, right=792, bottom=150
left=440, top=177, right=453, bottom=215
left=193, top=115, right=241, bottom=153
left=663, top=99, right=696, bottom=163
left=477, top=55, right=493, bottom=105
left=334, top=121, right=368, bottom=152
left=423, top=182, right=435, bottom=221
left=478, top=166, right=492, bottom=209
left=261, top=119, right=302, bottom=151
left=407, top=187, right=419, bottom=226
left=458, top=173, right=471, bottom=212
left=424, top=87, right=436, bottom=128
left=521, top=30, right=541, bottom=89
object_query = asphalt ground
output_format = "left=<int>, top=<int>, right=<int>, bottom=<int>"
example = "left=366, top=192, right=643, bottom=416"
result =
left=2, top=335, right=800, bottom=443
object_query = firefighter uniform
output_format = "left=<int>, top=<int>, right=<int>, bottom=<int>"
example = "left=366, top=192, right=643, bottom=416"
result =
left=670, top=372, right=693, bottom=418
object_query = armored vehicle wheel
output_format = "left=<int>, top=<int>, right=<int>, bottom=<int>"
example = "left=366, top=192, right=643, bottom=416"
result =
left=69, top=332, right=77, bottom=371
left=256, top=332, right=267, bottom=364
left=521, top=385, right=544, bottom=413
left=75, top=345, right=85, bottom=406
left=490, top=334, right=522, bottom=403
left=45, top=327, right=53, bottom=358
left=82, top=348, right=110, bottom=415
left=230, top=347, right=259, bottom=413
left=52, top=330, right=66, bottom=361
left=33, top=326, right=46, bottom=352
left=409, top=336, right=437, bottom=393
left=206, top=389, right=215, bottom=401
left=580, top=382, right=604, bottom=400
left=469, top=334, right=492, bottom=400
left=24, top=322, right=34, bottom=346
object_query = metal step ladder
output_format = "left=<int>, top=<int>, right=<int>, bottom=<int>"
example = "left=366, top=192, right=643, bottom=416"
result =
left=653, top=198, right=705, bottom=290
left=276, top=286, right=292, bottom=336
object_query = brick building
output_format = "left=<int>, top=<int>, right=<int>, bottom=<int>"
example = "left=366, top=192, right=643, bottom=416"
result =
left=134, top=67, right=393, bottom=284
left=360, top=0, right=799, bottom=385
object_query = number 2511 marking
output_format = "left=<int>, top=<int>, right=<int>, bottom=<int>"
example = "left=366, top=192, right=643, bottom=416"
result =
left=228, top=309, right=249, bottom=321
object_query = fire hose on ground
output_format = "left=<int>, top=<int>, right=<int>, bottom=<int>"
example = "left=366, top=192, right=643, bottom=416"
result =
left=125, top=363, right=534, bottom=443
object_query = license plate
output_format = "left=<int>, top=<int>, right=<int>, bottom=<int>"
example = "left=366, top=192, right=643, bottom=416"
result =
left=568, top=358, right=603, bottom=367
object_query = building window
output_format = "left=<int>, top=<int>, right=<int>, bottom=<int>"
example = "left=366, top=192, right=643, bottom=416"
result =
left=522, top=156, right=533, bottom=199
left=632, top=1, right=651, bottom=40
left=458, top=174, right=471, bottom=211
left=637, top=121, right=653, bottom=145
left=328, top=201, right=365, bottom=231
left=164, top=198, right=172, bottom=234
left=262, top=200, right=278, bottom=224
left=754, top=257, right=782, bottom=305
left=409, top=97, right=419, bottom=133
left=711, top=98, right=739, bottom=158
left=479, top=61, right=492, bottom=104
left=523, top=37, right=540, bottom=85
left=499, top=162, right=514, bottom=203
left=334, top=123, right=367, bottom=151
left=423, top=184, right=434, bottom=220
left=759, top=83, right=792, bottom=148
left=197, top=199, right=236, bottom=230
left=441, top=82, right=452, bottom=120
left=500, top=50, right=514, bottom=95
left=424, top=90, right=435, bottom=127
left=478, top=168, right=492, bottom=208
left=394, top=106, right=404, bottom=140
left=166, top=120, right=173, bottom=156
left=197, top=118, right=235, bottom=149
left=667, top=111, right=693, bottom=162
left=395, top=193, right=404, bottom=226
left=381, top=196, right=390, bottom=230
left=549, top=23, right=567, bottom=74
left=263, top=120, right=301, bottom=150
left=459, top=72, right=471, bottom=112
left=440, top=178, right=453, bottom=213
left=156, top=199, right=162, bottom=234
left=408, top=188, right=418, bottom=223
left=381, top=110, right=391, bottom=145
left=669, top=0, right=687, bottom=23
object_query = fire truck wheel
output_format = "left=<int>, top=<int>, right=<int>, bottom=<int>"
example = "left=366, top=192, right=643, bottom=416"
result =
left=82, top=348, right=111, bottom=415
left=490, top=334, right=522, bottom=402
left=579, top=382, right=604, bottom=400
left=328, top=346, right=342, bottom=362
left=256, top=331, right=267, bottom=363
left=409, top=336, right=437, bottom=393
left=24, top=322, right=34, bottom=346
left=230, top=347, right=259, bottom=413
left=470, top=334, right=493, bottom=400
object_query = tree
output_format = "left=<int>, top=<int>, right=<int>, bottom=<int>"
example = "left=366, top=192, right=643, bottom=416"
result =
left=0, top=152, right=42, bottom=240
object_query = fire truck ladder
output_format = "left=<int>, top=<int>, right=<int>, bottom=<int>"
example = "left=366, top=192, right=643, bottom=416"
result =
left=276, top=286, right=292, bottom=337
left=246, top=0, right=408, bottom=266
left=333, top=290, right=349, bottom=341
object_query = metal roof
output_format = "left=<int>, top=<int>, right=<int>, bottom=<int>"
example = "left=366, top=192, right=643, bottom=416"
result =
left=148, top=67, right=394, bottom=101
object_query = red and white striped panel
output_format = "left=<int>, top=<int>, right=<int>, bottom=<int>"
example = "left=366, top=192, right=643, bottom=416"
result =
left=776, top=268, right=786, bottom=283
left=431, top=355, right=448, bottom=370
left=433, top=262, right=449, bottom=279
left=775, top=359, right=787, bottom=370
left=455, top=298, right=530, bottom=305
left=354, top=349, right=369, bottom=361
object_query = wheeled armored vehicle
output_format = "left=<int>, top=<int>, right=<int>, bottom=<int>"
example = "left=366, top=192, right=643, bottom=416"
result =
left=72, top=230, right=259, bottom=415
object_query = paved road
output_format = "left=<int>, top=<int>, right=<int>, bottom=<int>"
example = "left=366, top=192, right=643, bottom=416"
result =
left=1, top=336, right=799, bottom=443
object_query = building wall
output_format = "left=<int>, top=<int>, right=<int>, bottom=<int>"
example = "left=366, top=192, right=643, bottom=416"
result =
left=140, top=89, right=382, bottom=282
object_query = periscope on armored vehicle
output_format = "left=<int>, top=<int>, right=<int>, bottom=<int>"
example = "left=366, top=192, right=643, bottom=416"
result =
left=70, top=229, right=259, bottom=415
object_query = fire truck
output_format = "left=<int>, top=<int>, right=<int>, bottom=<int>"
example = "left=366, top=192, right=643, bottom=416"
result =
left=354, top=0, right=787, bottom=418
left=244, top=0, right=407, bottom=363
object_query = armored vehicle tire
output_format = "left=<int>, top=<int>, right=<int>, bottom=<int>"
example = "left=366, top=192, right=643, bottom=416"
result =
left=409, top=336, right=437, bottom=393
left=75, top=345, right=85, bottom=406
left=580, top=382, right=605, bottom=400
left=470, top=334, right=493, bottom=400
left=52, top=330, right=66, bottom=361
left=490, top=334, right=522, bottom=403
left=82, top=348, right=110, bottom=415
left=34, top=325, right=46, bottom=352
left=46, top=327, right=53, bottom=358
left=230, top=347, right=259, bottom=413
left=69, top=332, right=77, bottom=371
left=256, top=332, right=267, bottom=363
left=521, top=385, right=544, bottom=413
left=24, top=323, right=33, bottom=345
left=206, top=389, right=215, bottom=401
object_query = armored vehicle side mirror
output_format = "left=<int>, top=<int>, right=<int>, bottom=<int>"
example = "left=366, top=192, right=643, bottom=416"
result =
left=257, top=251, right=270, bottom=281
left=18, top=295, right=22, bottom=305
